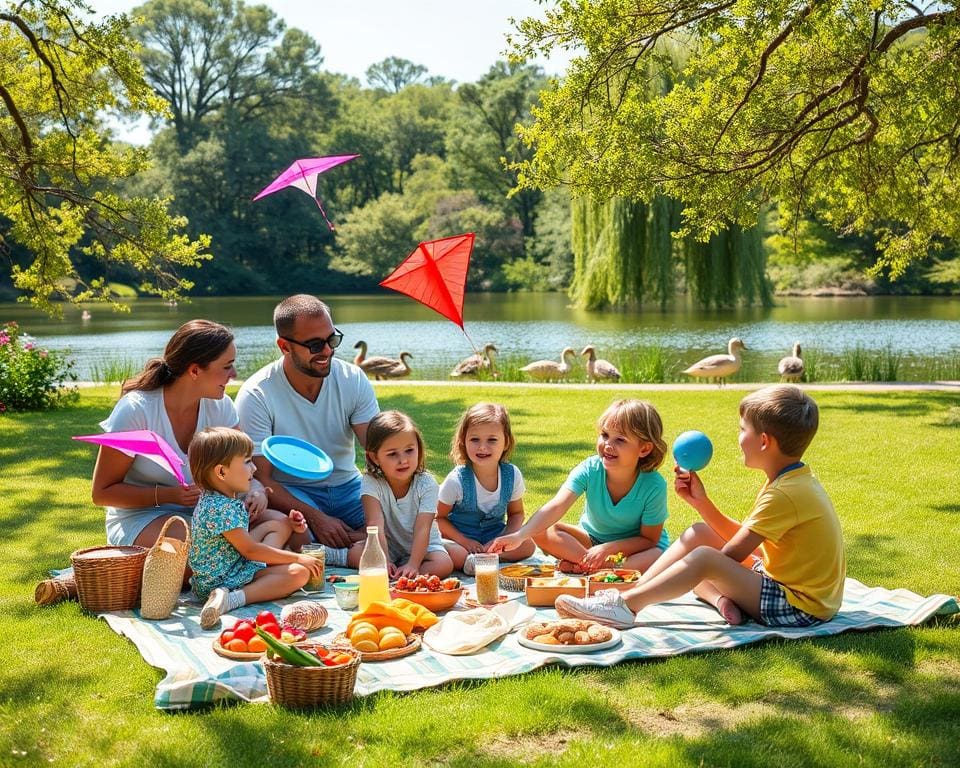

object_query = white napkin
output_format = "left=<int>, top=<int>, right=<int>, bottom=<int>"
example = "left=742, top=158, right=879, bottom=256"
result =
left=423, top=601, right=536, bottom=655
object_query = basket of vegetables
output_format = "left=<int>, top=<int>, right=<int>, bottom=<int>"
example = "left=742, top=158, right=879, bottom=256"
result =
left=256, top=627, right=360, bottom=708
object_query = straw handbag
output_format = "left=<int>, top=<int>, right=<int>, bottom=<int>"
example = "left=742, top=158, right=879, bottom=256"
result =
left=140, top=516, right=191, bottom=620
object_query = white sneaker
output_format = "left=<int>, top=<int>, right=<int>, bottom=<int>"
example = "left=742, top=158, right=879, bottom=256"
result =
left=555, top=589, right=637, bottom=629
left=200, top=587, right=228, bottom=630
left=462, top=554, right=476, bottom=576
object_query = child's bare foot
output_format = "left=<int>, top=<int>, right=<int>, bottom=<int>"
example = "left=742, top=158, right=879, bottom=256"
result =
left=716, top=596, right=745, bottom=625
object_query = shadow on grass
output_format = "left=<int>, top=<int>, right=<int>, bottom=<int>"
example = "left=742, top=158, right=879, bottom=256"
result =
left=135, top=625, right=960, bottom=767
left=820, top=392, right=957, bottom=419
left=1, top=398, right=113, bottom=582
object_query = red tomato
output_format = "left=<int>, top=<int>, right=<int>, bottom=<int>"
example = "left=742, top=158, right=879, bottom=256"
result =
left=320, top=656, right=336, bottom=666
left=259, top=622, right=282, bottom=639
left=232, top=620, right=256, bottom=642
left=219, top=630, right=235, bottom=645
left=255, top=610, right=278, bottom=627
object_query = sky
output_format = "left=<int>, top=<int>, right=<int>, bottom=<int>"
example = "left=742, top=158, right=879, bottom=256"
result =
left=95, top=0, right=575, bottom=83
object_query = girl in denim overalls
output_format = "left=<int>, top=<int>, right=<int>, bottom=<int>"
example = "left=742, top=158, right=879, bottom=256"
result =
left=437, top=403, right=535, bottom=574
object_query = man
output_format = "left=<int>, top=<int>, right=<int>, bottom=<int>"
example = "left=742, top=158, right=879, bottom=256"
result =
left=236, top=295, right=379, bottom=560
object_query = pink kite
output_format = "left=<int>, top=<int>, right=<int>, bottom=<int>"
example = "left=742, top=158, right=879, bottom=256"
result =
left=73, top=430, right=186, bottom=485
left=379, top=233, right=475, bottom=333
left=252, top=155, right=359, bottom=230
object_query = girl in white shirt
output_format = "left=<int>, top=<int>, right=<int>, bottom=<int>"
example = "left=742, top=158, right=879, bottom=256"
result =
left=351, top=410, right=453, bottom=578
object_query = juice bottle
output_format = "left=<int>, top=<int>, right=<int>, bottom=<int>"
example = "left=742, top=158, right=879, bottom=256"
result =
left=358, top=526, right=391, bottom=611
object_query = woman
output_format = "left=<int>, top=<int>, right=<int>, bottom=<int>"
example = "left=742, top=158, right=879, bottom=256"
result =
left=91, top=319, right=271, bottom=547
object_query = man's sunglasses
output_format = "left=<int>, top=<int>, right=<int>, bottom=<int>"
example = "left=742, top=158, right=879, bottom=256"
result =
left=280, top=329, right=344, bottom=355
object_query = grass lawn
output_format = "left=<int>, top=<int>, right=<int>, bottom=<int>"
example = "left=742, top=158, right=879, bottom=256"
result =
left=2, top=384, right=958, bottom=767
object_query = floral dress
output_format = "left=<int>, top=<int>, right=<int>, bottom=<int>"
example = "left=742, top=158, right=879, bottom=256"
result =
left=188, top=490, right=264, bottom=599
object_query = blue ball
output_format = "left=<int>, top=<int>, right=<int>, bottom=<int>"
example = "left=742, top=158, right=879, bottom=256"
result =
left=673, top=430, right=713, bottom=472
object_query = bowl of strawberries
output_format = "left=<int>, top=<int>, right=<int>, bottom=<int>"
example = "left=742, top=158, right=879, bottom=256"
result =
left=390, top=574, right=463, bottom=612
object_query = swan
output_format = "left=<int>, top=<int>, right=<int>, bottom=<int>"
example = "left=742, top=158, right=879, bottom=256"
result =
left=353, top=341, right=398, bottom=376
left=361, top=351, right=413, bottom=380
left=581, top=345, right=621, bottom=382
left=778, top=342, right=804, bottom=383
left=450, top=343, right=498, bottom=378
left=520, top=347, right=577, bottom=382
left=683, top=338, right=747, bottom=387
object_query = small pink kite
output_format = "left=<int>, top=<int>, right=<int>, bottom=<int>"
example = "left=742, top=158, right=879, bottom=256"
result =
left=252, top=155, right=359, bottom=230
left=73, top=430, right=186, bottom=485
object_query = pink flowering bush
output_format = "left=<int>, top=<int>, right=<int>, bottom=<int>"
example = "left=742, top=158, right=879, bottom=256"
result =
left=0, top=322, right=78, bottom=412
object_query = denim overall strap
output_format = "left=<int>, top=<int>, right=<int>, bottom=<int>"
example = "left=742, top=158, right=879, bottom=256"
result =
left=448, top=463, right=514, bottom=542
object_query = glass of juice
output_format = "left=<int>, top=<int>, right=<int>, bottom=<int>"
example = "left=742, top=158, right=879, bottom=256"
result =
left=473, top=553, right=500, bottom=605
left=300, top=544, right=326, bottom=593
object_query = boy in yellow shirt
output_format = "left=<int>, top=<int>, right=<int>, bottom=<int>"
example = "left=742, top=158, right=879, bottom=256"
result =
left=557, top=384, right=846, bottom=628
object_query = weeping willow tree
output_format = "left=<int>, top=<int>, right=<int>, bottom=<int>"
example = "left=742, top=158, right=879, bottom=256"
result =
left=570, top=195, right=769, bottom=310
left=566, top=38, right=771, bottom=310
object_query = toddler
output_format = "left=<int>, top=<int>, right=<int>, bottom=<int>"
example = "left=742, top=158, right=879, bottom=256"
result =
left=187, top=427, right=324, bottom=629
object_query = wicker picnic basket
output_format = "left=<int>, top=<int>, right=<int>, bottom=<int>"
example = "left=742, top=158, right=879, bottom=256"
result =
left=71, top=545, right=148, bottom=612
left=263, top=646, right=360, bottom=708
left=140, top=516, right=191, bottom=620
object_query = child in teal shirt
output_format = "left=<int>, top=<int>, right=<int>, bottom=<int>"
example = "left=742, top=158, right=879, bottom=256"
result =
left=490, top=399, right=669, bottom=573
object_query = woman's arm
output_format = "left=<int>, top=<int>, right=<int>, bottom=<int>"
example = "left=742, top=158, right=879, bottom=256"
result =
left=91, top=446, right=199, bottom=508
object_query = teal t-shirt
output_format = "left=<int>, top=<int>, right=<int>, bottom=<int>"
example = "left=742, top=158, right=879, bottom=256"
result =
left=562, top=455, right=670, bottom=549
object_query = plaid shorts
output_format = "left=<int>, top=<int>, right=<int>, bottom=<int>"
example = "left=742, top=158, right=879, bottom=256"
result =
left=753, top=561, right=822, bottom=628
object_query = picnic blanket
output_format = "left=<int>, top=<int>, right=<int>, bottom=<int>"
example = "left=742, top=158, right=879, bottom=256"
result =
left=96, top=573, right=957, bottom=711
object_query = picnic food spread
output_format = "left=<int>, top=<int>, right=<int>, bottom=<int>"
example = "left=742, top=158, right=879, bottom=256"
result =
left=588, top=569, right=640, bottom=584
left=522, top=619, right=614, bottom=646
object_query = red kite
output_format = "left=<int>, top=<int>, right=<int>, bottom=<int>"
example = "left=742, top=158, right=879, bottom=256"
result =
left=252, top=155, right=359, bottom=230
left=380, top=233, right=475, bottom=341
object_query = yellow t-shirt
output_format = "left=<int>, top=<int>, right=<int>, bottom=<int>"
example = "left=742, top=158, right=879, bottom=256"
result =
left=743, top=465, right=846, bottom=620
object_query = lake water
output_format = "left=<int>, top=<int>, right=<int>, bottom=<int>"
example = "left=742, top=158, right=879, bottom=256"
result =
left=2, top=293, right=958, bottom=381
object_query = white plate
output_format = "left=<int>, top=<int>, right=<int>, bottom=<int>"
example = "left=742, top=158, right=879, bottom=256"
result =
left=517, top=625, right=621, bottom=653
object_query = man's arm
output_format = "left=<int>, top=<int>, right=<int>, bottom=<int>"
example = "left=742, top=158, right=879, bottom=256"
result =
left=351, top=421, right=369, bottom=449
left=251, top=456, right=353, bottom=548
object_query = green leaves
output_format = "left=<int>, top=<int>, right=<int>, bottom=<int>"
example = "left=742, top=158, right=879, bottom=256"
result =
left=512, top=0, right=960, bottom=274
left=0, top=0, right=208, bottom=312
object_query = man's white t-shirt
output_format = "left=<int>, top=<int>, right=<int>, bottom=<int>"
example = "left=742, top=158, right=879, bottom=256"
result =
left=236, top=358, right=379, bottom=488
left=437, top=465, right=525, bottom=511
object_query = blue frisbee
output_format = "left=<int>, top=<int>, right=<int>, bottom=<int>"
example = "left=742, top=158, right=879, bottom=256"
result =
left=673, top=430, right=713, bottom=472
left=262, top=435, right=333, bottom=481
